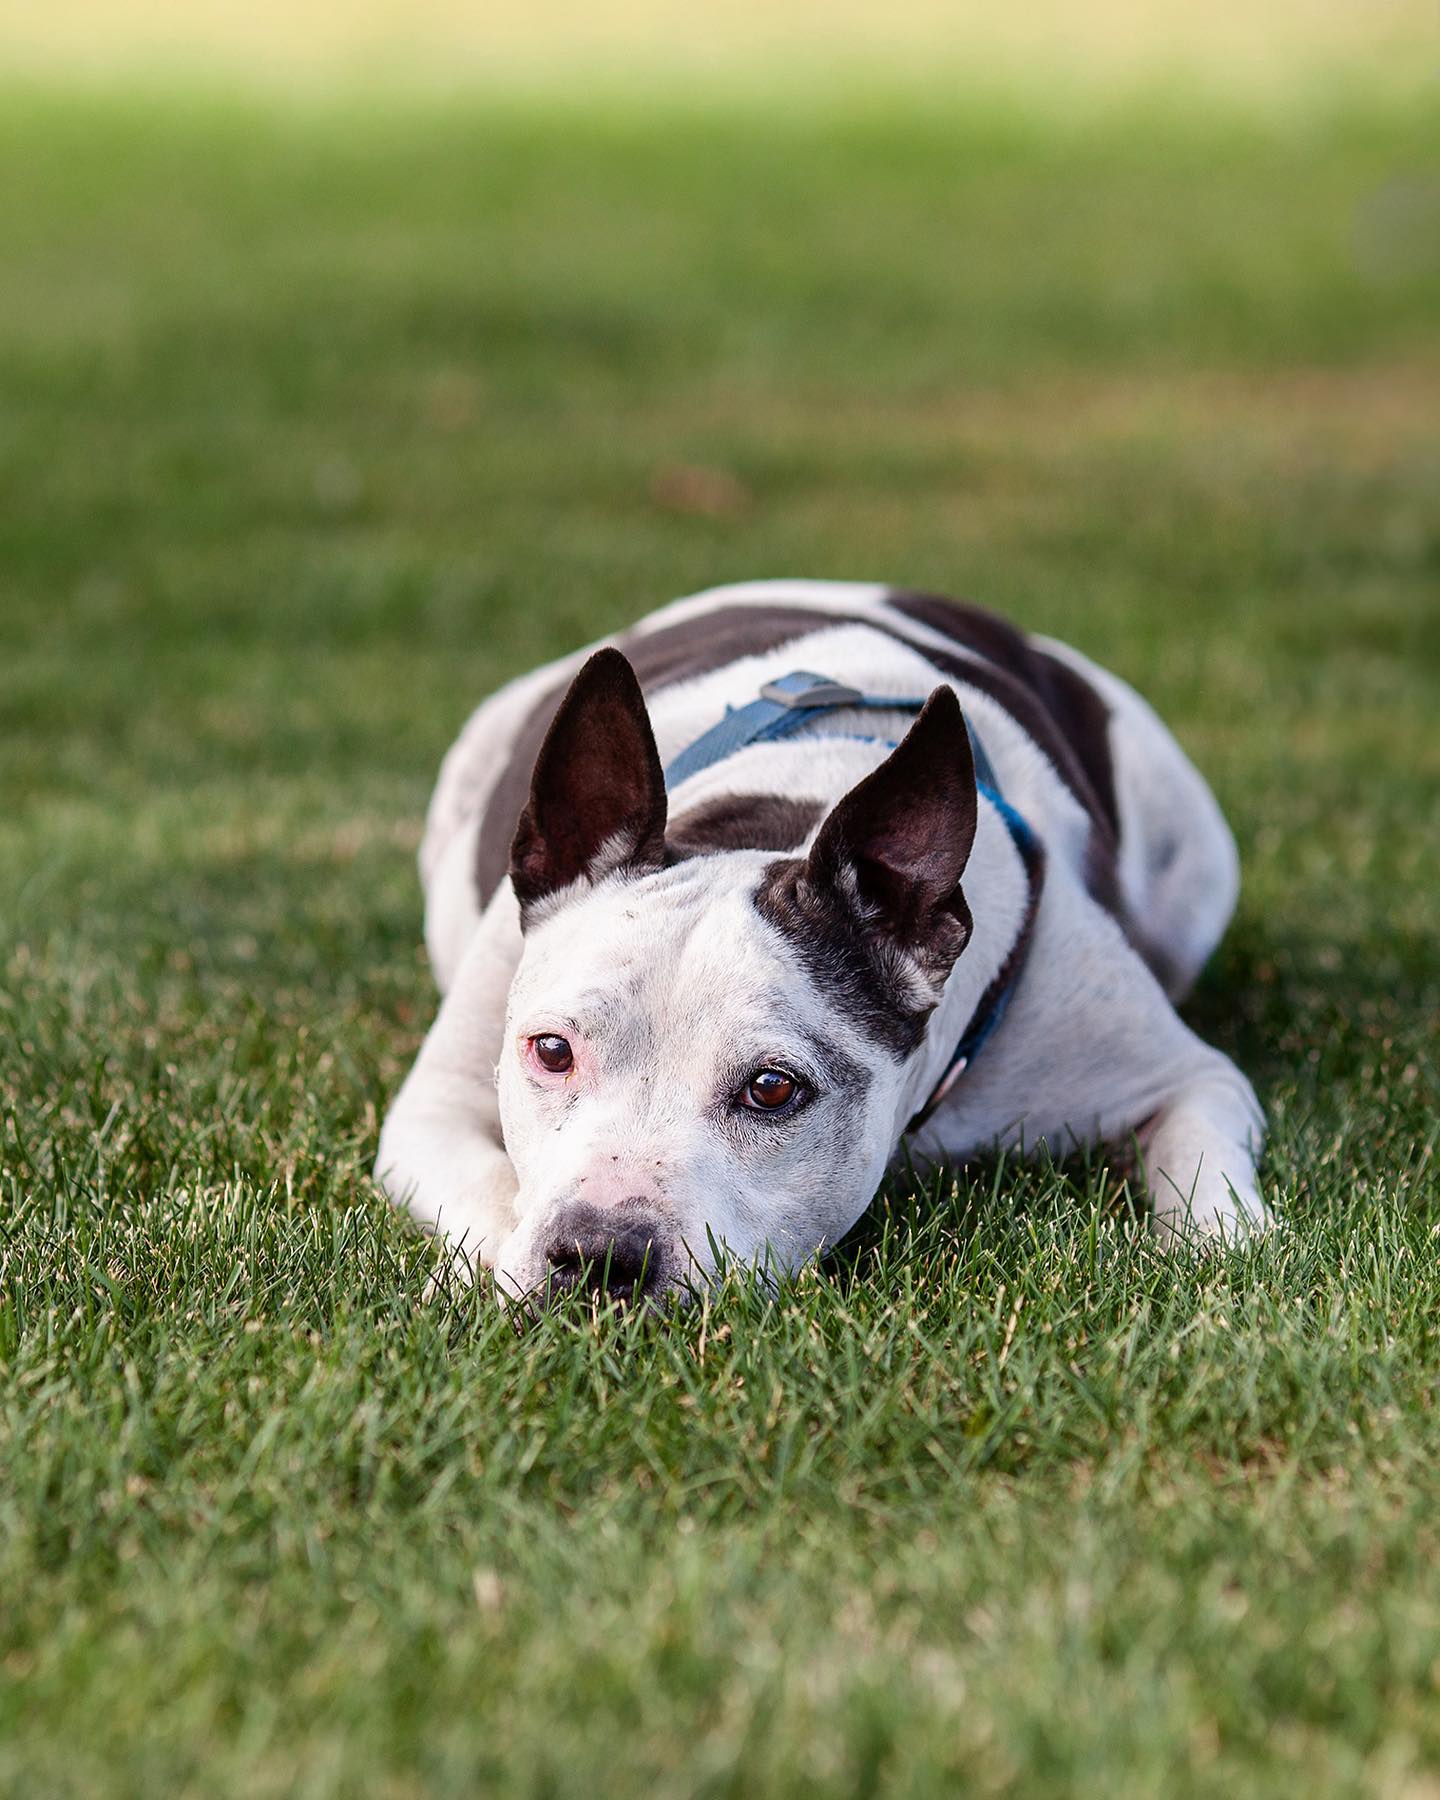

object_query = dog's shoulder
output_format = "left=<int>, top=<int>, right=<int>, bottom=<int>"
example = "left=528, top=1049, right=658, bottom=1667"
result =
left=877, top=589, right=1119, bottom=847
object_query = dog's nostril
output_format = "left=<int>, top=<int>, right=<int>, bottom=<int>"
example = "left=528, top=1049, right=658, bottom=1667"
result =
left=543, top=1208, right=664, bottom=1304
left=546, top=1234, right=658, bottom=1301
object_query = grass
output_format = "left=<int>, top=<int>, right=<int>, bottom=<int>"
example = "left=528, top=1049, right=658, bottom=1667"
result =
left=1, top=77, right=1439, bottom=1797
left=6, top=0, right=1436, bottom=100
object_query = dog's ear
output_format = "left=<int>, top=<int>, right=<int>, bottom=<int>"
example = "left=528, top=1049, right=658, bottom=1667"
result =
left=510, top=648, right=667, bottom=916
left=803, top=686, right=978, bottom=972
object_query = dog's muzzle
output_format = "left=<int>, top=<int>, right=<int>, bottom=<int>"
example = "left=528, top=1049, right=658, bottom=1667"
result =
left=539, top=1201, right=670, bottom=1307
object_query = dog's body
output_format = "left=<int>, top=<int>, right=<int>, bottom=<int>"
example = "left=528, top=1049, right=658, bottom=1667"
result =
left=378, top=581, right=1266, bottom=1301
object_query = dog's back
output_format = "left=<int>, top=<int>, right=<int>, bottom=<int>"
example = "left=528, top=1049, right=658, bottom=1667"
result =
left=422, top=581, right=1235, bottom=1003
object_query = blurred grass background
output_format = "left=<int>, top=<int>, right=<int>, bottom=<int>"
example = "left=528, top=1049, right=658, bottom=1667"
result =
left=2, top=4, right=1439, bottom=1796
left=2, top=0, right=1436, bottom=101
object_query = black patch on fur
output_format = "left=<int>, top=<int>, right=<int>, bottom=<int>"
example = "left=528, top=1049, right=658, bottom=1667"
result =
left=886, top=588, right=1121, bottom=877
left=667, top=794, right=824, bottom=859
left=1030, top=648, right=1120, bottom=840
left=754, top=856, right=930, bottom=1058
left=623, top=604, right=838, bottom=690
left=883, top=597, right=1133, bottom=955
left=797, top=1030, right=872, bottom=1100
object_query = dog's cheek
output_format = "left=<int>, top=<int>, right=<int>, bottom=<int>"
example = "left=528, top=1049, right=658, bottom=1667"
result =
left=773, top=1113, right=892, bottom=1261
left=495, top=1061, right=552, bottom=1198
left=693, top=1128, right=865, bottom=1274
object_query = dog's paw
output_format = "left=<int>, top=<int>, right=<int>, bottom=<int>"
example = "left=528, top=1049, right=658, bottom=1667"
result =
left=1150, top=1164, right=1270, bottom=1247
left=419, top=1233, right=485, bottom=1302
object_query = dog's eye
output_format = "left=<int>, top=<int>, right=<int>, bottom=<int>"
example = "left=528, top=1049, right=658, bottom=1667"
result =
left=530, top=1034, right=574, bottom=1074
left=741, top=1068, right=800, bottom=1112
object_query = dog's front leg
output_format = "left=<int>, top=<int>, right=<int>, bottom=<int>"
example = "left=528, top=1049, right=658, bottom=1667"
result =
left=377, top=1055, right=518, bottom=1278
left=375, top=910, right=521, bottom=1278
left=941, top=892, right=1271, bottom=1247
left=1135, top=1056, right=1267, bottom=1244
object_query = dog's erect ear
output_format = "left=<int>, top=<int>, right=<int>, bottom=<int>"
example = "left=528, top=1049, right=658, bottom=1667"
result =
left=804, top=686, right=978, bottom=971
left=510, top=648, right=667, bottom=915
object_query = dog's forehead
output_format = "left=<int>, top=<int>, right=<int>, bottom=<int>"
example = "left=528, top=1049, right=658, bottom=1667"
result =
left=516, top=856, right=831, bottom=1041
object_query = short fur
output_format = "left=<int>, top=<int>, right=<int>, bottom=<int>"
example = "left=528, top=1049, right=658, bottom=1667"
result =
left=378, top=581, right=1265, bottom=1302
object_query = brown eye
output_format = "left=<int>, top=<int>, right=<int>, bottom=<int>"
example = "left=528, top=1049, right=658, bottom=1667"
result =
left=531, top=1034, right=574, bottom=1074
left=742, top=1068, right=799, bottom=1112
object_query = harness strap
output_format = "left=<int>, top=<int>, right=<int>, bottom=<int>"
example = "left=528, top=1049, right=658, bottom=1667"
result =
left=663, top=669, right=1044, bottom=1132
left=664, top=669, right=1007, bottom=794
left=663, top=672, right=929, bottom=788
left=903, top=804, right=1043, bottom=1135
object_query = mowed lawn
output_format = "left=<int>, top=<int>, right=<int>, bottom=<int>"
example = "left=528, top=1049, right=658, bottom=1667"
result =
left=1, top=82, right=1438, bottom=1797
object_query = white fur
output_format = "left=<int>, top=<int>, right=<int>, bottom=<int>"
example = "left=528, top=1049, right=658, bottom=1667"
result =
left=378, top=581, right=1267, bottom=1295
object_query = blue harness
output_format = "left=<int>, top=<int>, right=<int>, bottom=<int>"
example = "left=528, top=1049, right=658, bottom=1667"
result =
left=663, top=671, right=1043, bottom=1132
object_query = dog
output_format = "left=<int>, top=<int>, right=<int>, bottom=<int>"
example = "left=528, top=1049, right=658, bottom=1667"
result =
left=376, top=580, right=1267, bottom=1304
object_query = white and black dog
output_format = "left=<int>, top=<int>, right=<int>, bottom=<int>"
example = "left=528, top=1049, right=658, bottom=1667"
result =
left=377, top=580, right=1266, bottom=1304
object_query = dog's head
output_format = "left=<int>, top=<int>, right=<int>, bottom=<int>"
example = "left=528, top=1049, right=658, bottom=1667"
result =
left=493, top=648, right=978, bottom=1307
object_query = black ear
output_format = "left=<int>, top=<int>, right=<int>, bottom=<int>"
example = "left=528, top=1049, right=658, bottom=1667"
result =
left=509, top=648, right=667, bottom=915
left=804, top=686, right=978, bottom=972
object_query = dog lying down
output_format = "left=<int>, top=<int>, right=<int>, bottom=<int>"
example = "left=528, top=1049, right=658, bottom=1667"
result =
left=377, top=581, right=1267, bottom=1305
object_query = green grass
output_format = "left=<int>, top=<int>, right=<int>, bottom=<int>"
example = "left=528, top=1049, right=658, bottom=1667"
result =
left=2, top=83, right=1439, bottom=1797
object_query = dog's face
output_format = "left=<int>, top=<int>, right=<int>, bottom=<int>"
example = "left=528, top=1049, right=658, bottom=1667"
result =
left=491, top=650, right=978, bottom=1307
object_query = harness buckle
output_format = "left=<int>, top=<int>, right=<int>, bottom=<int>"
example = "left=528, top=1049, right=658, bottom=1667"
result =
left=759, top=675, right=863, bottom=710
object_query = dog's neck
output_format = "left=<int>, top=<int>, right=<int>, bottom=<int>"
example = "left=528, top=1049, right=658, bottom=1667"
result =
left=897, top=786, right=1041, bottom=1140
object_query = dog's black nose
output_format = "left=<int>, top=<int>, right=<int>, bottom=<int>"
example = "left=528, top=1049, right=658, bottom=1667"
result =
left=543, top=1204, right=666, bottom=1305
